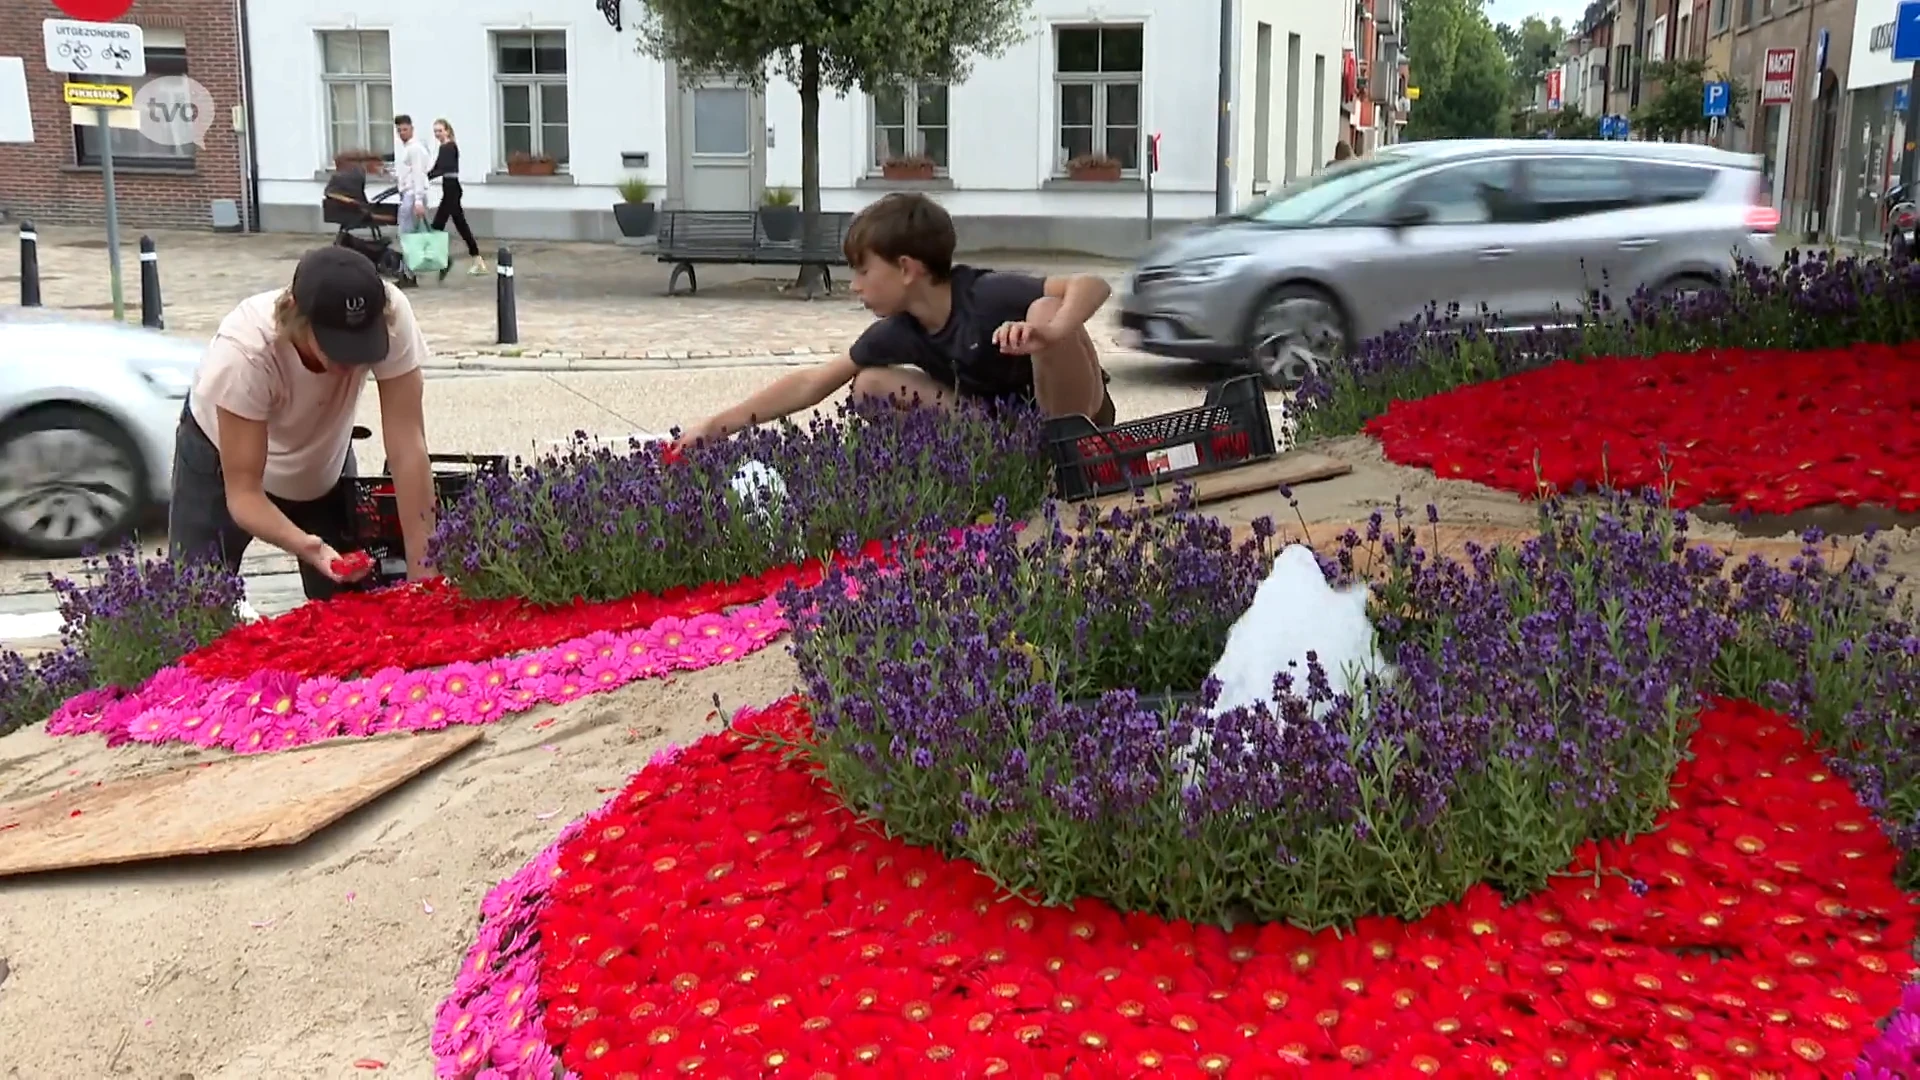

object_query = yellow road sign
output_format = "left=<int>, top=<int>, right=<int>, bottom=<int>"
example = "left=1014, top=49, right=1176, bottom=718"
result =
left=63, top=82, right=132, bottom=108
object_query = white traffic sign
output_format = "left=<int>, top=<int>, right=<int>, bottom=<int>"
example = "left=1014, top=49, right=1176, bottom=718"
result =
left=42, top=19, right=144, bottom=77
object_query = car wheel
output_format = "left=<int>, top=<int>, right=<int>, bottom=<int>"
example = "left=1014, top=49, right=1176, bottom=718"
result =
left=0, top=406, right=150, bottom=558
left=1656, top=274, right=1719, bottom=303
left=1247, top=285, right=1349, bottom=391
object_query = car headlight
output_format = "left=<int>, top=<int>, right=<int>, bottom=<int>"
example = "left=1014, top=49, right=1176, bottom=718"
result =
left=135, top=363, right=194, bottom=399
left=1163, top=254, right=1251, bottom=285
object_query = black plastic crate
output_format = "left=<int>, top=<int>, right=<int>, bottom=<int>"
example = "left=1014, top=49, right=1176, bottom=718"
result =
left=1043, top=375, right=1277, bottom=502
left=348, top=452, right=509, bottom=585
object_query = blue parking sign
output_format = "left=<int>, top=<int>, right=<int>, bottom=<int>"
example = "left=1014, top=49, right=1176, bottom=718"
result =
left=1703, top=81, right=1731, bottom=118
left=1896, top=0, right=1920, bottom=62
left=1900, top=85, right=1912, bottom=112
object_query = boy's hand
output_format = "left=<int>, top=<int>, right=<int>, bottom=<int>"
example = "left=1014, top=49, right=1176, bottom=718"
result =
left=992, top=320, right=1062, bottom=355
left=672, top=417, right=722, bottom=449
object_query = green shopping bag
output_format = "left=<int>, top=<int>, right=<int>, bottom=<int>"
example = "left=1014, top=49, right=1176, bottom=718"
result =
left=401, top=226, right=450, bottom=274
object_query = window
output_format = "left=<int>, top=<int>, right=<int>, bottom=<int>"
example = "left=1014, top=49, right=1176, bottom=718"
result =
left=494, top=31, right=569, bottom=166
left=1284, top=33, right=1302, bottom=182
left=1055, top=26, right=1143, bottom=173
left=1676, top=14, right=1690, bottom=59
left=1400, top=160, right=1526, bottom=224
left=70, top=36, right=191, bottom=169
left=1632, top=161, right=1717, bottom=204
left=871, top=81, right=949, bottom=172
left=1248, top=149, right=1426, bottom=224
left=1614, top=45, right=1632, bottom=91
left=1739, top=0, right=1754, bottom=26
left=1647, top=18, right=1666, bottom=65
left=320, top=30, right=393, bottom=162
left=1712, top=0, right=1729, bottom=32
left=1525, top=157, right=1638, bottom=220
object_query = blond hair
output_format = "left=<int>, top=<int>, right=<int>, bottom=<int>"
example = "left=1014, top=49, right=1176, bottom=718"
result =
left=435, top=118, right=455, bottom=139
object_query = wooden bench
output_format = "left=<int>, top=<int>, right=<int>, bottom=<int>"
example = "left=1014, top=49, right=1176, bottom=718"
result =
left=655, top=210, right=854, bottom=296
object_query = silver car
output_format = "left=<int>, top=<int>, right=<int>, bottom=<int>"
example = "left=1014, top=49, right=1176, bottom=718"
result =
left=0, top=310, right=196, bottom=556
left=1118, top=139, right=1778, bottom=386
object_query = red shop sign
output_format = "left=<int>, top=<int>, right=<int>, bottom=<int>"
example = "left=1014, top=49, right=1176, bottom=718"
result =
left=1762, top=47, right=1796, bottom=105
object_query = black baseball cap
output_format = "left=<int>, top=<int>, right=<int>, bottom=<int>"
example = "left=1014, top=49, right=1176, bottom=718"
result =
left=291, top=246, right=390, bottom=365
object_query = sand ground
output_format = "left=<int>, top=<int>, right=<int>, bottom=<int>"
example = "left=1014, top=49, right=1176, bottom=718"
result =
left=0, top=439, right=1915, bottom=1079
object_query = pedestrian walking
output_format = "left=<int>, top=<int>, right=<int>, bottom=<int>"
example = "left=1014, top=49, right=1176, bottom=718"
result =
left=428, top=118, right=487, bottom=277
left=393, top=114, right=432, bottom=235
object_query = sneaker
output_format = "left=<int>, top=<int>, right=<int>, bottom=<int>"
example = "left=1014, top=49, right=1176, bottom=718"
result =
left=468, top=258, right=488, bottom=276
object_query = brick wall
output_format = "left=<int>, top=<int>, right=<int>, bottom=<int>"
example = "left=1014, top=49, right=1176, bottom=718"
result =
left=0, top=0, right=244, bottom=230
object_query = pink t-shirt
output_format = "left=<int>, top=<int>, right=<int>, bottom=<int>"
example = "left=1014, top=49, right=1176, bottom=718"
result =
left=188, top=286, right=425, bottom=501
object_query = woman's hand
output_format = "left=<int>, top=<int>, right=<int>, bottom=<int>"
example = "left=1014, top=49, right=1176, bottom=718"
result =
left=294, top=534, right=371, bottom=583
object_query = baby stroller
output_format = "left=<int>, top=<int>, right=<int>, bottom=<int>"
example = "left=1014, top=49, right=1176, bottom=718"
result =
left=322, top=168, right=418, bottom=289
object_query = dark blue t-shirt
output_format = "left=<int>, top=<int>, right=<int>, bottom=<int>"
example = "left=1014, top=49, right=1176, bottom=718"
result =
left=848, top=265, right=1048, bottom=402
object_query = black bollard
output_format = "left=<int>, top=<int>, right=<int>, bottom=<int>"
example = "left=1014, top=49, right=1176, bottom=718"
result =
left=495, top=246, right=518, bottom=345
left=138, top=235, right=164, bottom=329
left=19, top=220, right=40, bottom=307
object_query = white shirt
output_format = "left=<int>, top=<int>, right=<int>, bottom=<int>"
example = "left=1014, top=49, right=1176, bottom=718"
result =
left=395, top=136, right=432, bottom=199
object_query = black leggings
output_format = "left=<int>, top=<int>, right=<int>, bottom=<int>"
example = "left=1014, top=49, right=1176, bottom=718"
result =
left=433, top=179, right=480, bottom=258
left=167, top=401, right=362, bottom=602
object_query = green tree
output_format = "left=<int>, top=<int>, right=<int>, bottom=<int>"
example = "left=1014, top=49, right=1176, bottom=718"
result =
left=1406, top=0, right=1512, bottom=139
left=1494, top=15, right=1565, bottom=111
left=631, top=0, right=1032, bottom=295
left=1632, top=58, right=1745, bottom=141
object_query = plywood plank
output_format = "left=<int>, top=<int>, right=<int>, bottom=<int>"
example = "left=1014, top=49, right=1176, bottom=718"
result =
left=0, top=728, right=482, bottom=878
left=1084, top=451, right=1353, bottom=518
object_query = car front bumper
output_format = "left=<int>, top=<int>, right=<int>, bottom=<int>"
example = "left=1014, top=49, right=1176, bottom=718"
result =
left=1115, top=298, right=1247, bottom=365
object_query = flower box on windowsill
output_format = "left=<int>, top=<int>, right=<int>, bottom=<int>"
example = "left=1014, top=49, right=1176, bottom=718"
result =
left=506, top=153, right=559, bottom=177
left=1066, top=155, right=1124, bottom=183
left=881, top=156, right=938, bottom=181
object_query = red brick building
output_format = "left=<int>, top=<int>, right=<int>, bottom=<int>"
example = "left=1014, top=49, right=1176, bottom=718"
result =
left=0, top=0, right=246, bottom=230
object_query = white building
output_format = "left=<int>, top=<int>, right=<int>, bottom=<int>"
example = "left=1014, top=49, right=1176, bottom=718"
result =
left=245, top=0, right=1348, bottom=256
left=1837, top=0, right=1910, bottom=244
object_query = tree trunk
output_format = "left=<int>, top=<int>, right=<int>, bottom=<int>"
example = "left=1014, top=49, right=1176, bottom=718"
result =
left=798, top=43, right=825, bottom=299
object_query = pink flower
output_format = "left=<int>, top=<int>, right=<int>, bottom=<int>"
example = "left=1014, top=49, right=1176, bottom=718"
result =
left=479, top=663, right=511, bottom=691
left=488, top=1035, right=545, bottom=1072
left=511, top=655, right=548, bottom=682
left=580, top=630, right=619, bottom=662
left=297, top=675, right=343, bottom=714
left=504, top=685, right=541, bottom=712
left=552, top=642, right=587, bottom=671
left=581, top=658, right=625, bottom=690
left=467, top=693, right=505, bottom=724
left=685, top=612, right=727, bottom=639
left=340, top=704, right=377, bottom=738
left=335, top=685, right=370, bottom=714
left=367, top=666, right=407, bottom=703
left=126, top=707, right=172, bottom=743
left=440, top=1027, right=495, bottom=1080
left=190, top=710, right=232, bottom=749
left=232, top=720, right=274, bottom=755
left=649, top=616, right=688, bottom=651
left=393, top=671, right=434, bottom=706
left=431, top=997, right=495, bottom=1057
left=542, top=675, right=583, bottom=705
left=406, top=692, right=457, bottom=731
left=437, top=663, right=483, bottom=697
left=174, top=709, right=212, bottom=737
left=615, top=630, right=649, bottom=662
left=703, top=629, right=753, bottom=664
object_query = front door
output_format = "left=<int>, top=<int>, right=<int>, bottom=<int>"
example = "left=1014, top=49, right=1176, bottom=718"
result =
left=678, top=79, right=759, bottom=211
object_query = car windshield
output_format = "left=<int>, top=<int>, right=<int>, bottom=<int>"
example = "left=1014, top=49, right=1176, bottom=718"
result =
left=1239, top=151, right=1429, bottom=225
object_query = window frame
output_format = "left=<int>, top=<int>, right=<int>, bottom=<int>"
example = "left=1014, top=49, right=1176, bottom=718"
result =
left=868, top=79, right=951, bottom=175
left=491, top=28, right=571, bottom=169
left=1052, top=23, right=1146, bottom=177
left=69, top=46, right=192, bottom=170
left=1711, top=0, right=1729, bottom=32
left=1614, top=45, right=1633, bottom=91
left=318, top=29, right=394, bottom=166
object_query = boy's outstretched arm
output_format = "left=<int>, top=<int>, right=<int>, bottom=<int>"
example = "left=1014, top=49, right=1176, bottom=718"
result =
left=677, top=354, right=859, bottom=446
left=991, top=273, right=1113, bottom=355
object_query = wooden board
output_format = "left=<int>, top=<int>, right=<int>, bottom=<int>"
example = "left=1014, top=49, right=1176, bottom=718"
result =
left=0, top=728, right=482, bottom=878
left=1084, top=451, right=1353, bottom=518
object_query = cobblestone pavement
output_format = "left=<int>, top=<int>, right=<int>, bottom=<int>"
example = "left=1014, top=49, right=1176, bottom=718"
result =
left=1, top=225, right=1141, bottom=363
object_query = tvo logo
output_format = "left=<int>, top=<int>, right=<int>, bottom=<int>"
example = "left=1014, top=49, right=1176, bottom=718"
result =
left=134, top=76, right=217, bottom=147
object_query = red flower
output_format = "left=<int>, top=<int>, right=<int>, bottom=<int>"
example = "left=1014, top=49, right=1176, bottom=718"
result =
left=1365, top=345, right=1920, bottom=514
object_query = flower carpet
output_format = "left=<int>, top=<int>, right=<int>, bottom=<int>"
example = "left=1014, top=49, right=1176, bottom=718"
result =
left=39, top=541, right=906, bottom=755
left=431, top=696, right=1916, bottom=1079
left=1363, top=345, right=1920, bottom=514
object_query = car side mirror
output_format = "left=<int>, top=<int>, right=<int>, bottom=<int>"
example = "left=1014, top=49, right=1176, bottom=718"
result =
left=1386, top=203, right=1432, bottom=230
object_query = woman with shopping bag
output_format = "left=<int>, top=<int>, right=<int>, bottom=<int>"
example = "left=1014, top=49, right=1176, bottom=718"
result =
left=428, top=119, right=487, bottom=277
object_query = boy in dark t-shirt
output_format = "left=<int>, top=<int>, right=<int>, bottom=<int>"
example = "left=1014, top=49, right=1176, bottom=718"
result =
left=675, top=193, right=1116, bottom=446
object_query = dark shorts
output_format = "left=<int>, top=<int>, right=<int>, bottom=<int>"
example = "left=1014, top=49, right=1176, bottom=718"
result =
left=168, top=400, right=361, bottom=602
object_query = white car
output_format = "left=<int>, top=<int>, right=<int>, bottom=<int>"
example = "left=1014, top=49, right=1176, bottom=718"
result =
left=0, top=309, right=198, bottom=557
